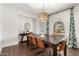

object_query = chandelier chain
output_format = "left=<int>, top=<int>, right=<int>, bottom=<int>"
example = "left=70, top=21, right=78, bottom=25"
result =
left=43, top=0, right=44, bottom=12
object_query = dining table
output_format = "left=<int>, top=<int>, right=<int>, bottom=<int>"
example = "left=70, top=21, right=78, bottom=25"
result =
left=19, top=32, right=30, bottom=43
left=27, top=34, right=67, bottom=56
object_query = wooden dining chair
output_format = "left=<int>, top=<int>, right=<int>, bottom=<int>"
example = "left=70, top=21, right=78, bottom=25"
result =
left=27, top=35, right=39, bottom=51
left=27, top=33, right=35, bottom=46
left=31, top=36, right=37, bottom=45
left=28, top=37, right=45, bottom=55
left=27, top=36, right=33, bottom=46
left=31, top=36, right=38, bottom=49
left=37, top=38, right=45, bottom=48
left=34, top=38, right=53, bottom=56
left=57, top=41, right=66, bottom=56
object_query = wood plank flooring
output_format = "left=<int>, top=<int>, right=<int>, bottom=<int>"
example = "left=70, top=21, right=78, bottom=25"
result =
left=0, top=43, right=79, bottom=56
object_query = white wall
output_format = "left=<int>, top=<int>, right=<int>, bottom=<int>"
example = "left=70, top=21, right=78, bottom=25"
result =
left=1, top=5, right=18, bottom=47
left=33, top=18, right=37, bottom=34
left=36, top=20, right=41, bottom=34
left=1, top=5, right=34, bottom=48
left=0, top=3, right=2, bottom=53
left=74, top=5, right=79, bottom=48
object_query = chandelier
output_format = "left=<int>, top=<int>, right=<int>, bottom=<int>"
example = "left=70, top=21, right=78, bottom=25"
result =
left=38, top=12, right=48, bottom=22
left=38, top=1, right=48, bottom=22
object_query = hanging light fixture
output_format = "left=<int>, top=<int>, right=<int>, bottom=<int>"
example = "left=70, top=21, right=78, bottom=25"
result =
left=38, top=1, right=48, bottom=22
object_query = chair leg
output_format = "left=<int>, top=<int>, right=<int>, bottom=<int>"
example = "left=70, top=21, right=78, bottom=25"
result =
left=57, top=51, right=62, bottom=56
left=50, top=48, right=53, bottom=56
left=46, top=47, right=53, bottom=56
left=19, top=42, right=24, bottom=48
left=59, top=51, right=61, bottom=56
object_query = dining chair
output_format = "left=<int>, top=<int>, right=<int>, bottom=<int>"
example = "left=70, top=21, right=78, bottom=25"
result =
left=31, top=36, right=37, bottom=46
left=27, top=35, right=39, bottom=51
left=27, top=36, right=45, bottom=55
left=57, top=41, right=66, bottom=56
left=27, top=33, right=35, bottom=46
left=34, top=38, right=53, bottom=56
left=36, top=38, right=45, bottom=48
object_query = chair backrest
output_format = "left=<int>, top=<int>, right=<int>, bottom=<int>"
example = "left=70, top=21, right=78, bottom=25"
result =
left=31, top=36, right=37, bottom=45
left=58, top=41, right=66, bottom=51
left=36, top=38, right=45, bottom=48
left=27, top=36, right=33, bottom=45
left=29, top=32, right=34, bottom=35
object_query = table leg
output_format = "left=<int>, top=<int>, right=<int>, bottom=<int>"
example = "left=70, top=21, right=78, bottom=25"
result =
left=27, top=36, right=29, bottom=47
left=53, top=45, right=57, bottom=56
left=64, top=45, right=67, bottom=56
left=21, top=36, right=24, bottom=42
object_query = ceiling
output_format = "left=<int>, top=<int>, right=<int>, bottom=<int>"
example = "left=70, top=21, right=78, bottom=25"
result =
left=2, top=3, right=78, bottom=17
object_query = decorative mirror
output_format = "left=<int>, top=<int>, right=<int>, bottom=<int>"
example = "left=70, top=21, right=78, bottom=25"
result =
left=23, top=23, right=30, bottom=33
left=53, top=21, right=65, bottom=36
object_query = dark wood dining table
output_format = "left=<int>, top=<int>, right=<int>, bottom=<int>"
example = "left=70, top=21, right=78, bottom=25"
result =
left=27, top=34, right=67, bottom=56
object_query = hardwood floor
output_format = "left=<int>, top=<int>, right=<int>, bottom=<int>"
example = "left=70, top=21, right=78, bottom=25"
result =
left=0, top=43, right=79, bottom=56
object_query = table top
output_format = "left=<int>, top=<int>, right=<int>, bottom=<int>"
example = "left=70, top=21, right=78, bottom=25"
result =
left=48, top=36, right=65, bottom=44
left=28, top=34, right=66, bottom=45
left=19, top=32, right=30, bottom=35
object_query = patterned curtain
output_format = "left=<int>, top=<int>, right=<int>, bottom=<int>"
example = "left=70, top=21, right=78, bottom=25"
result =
left=68, top=8, right=77, bottom=48
left=46, top=16, right=49, bottom=41
left=46, top=17, right=49, bottom=36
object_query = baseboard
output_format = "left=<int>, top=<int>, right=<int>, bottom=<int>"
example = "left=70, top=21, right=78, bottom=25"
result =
left=0, top=42, right=2, bottom=53
left=2, top=41, right=18, bottom=48
left=0, top=48, right=2, bottom=53
left=2, top=38, right=18, bottom=48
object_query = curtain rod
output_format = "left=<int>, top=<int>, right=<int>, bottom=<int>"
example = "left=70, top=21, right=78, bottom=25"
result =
left=49, top=6, right=74, bottom=16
